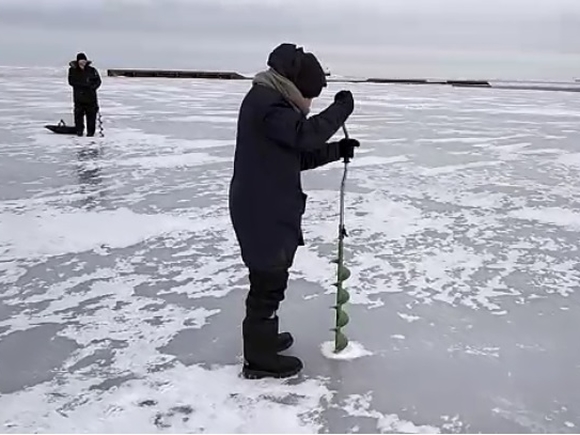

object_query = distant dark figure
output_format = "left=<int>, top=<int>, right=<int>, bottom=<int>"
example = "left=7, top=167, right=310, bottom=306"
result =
left=68, top=52, right=101, bottom=137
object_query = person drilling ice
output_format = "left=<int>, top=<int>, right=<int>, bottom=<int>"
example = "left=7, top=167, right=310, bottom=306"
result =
left=228, top=43, right=360, bottom=379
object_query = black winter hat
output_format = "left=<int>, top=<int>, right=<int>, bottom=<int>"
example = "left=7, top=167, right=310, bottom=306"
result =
left=294, top=52, right=327, bottom=99
left=267, top=43, right=327, bottom=99
left=76, top=52, right=87, bottom=61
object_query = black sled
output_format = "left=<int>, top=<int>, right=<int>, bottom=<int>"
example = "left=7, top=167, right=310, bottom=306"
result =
left=45, top=119, right=77, bottom=135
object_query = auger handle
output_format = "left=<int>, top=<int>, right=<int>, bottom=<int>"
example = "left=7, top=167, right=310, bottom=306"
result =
left=341, top=124, right=351, bottom=164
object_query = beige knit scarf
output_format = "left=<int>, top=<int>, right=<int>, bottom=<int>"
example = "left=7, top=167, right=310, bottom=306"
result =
left=253, top=68, right=310, bottom=115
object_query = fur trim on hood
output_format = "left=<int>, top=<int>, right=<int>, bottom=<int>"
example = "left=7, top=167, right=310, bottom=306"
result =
left=69, top=60, right=93, bottom=68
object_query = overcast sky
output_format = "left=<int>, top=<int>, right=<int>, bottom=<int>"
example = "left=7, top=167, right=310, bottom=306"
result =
left=1, top=0, right=579, bottom=80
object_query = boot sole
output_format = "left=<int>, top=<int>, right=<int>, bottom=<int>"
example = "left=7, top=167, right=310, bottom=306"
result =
left=242, top=365, right=302, bottom=380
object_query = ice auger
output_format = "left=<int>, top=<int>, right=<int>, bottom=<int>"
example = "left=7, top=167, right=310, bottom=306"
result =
left=332, top=124, right=351, bottom=353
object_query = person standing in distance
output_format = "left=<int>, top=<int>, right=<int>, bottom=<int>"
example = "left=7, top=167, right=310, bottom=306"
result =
left=229, top=43, right=360, bottom=379
left=68, top=52, right=101, bottom=137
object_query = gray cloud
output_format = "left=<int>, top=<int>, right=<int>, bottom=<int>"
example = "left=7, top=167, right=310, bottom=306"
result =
left=1, top=0, right=579, bottom=79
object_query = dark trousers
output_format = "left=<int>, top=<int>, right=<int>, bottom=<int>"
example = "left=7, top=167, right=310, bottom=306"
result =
left=241, top=242, right=297, bottom=363
left=74, top=104, right=98, bottom=137
left=246, top=268, right=289, bottom=319
left=243, top=267, right=289, bottom=363
left=245, top=241, right=297, bottom=319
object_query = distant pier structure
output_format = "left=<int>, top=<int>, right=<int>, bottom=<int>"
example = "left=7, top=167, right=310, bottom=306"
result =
left=107, top=69, right=246, bottom=79
left=105, top=69, right=580, bottom=93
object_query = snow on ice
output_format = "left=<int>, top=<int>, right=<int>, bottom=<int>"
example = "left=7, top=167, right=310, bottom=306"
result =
left=0, top=67, right=580, bottom=432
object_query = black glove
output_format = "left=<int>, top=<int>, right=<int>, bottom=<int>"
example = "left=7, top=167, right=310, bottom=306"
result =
left=334, top=90, right=354, bottom=112
left=338, top=138, right=360, bottom=161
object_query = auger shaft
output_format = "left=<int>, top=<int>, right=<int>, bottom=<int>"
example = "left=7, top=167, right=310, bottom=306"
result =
left=97, top=111, right=104, bottom=138
left=333, top=124, right=351, bottom=353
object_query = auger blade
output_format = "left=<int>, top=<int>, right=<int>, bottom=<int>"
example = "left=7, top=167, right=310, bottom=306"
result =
left=337, top=288, right=350, bottom=305
left=335, top=307, right=350, bottom=328
left=338, top=265, right=351, bottom=281
left=334, top=330, right=349, bottom=353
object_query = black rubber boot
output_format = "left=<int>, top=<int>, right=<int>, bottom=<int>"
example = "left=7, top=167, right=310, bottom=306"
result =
left=242, top=316, right=302, bottom=379
left=243, top=354, right=303, bottom=380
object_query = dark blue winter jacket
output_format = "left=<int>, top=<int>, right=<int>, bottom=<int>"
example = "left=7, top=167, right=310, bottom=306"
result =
left=229, top=83, right=353, bottom=271
left=68, top=60, right=101, bottom=107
